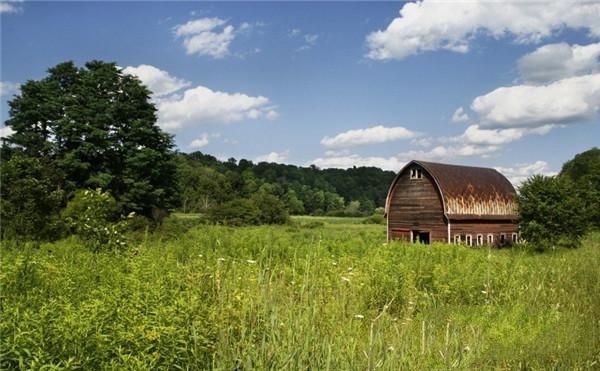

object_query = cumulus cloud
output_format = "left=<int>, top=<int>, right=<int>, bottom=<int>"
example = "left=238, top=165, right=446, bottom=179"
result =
left=157, top=86, right=278, bottom=130
left=321, top=125, right=418, bottom=149
left=309, top=154, right=406, bottom=171
left=255, top=150, right=289, bottom=163
left=174, top=17, right=237, bottom=58
left=366, top=1, right=600, bottom=60
left=472, top=73, right=600, bottom=129
left=451, top=107, right=469, bottom=123
left=494, top=161, right=557, bottom=186
left=120, top=64, right=277, bottom=131
left=0, top=81, right=20, bottom=97
left=0, top=126, right=14, bottom=139
left=0, top=0, right=22, bottom=13
left=122, top=65, right=190, bottom=97
left=518, top=42, right=600, bottom=84
left=189, top=134, right=210, bottom=149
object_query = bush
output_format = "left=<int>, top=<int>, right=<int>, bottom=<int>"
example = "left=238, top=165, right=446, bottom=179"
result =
left=62, top=189, right=129, bottom=252
left=251, top=192, right=289, bottom=224
left=0, top=154, right=65, bottom=241
left=208, top=198, right=261, bottom=226
left=518, top=175, right=587, bottom=249
left=362, top=213, right=385, bottom=225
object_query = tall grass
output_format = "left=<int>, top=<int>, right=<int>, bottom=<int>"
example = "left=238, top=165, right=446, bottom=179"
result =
left=1, top=222, right=599, bottom=369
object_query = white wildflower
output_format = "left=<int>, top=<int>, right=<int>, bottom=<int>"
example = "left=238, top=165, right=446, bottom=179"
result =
left=354, top=314, right=364, bottom=319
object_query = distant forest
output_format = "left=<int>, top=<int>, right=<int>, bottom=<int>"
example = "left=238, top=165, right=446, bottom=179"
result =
left=177, top=151, right=396, bottom=216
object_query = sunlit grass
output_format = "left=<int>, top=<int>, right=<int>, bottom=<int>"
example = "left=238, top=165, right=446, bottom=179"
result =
left=1, top=222, right=598, bottom=369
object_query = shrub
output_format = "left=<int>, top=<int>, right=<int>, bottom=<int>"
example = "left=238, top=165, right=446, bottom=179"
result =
left=362, top=214, right=385, bottom=225
left=0, top=154, right=65, bottom=241
left=251, top=192, right=289, bottom=224
left=518, top=175, right=587, bottom=249
left=62, top=189, right=128, bottom=252
left=208, top=198, right=261, bottom=226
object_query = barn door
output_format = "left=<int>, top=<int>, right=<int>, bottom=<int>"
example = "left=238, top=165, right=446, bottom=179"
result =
left=412, top=231, right=430, bottom=244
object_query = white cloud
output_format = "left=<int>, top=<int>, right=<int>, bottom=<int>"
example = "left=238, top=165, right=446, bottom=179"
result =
left=472, top=73, right=600, bottom=129
left=309, top=154, right=406, bottom=171
left=255, top=150, right=289, bottom=163
left=174, top=18, right=227, bottom=36
left=189, top=134, right=210, bottom=149
left=411, top=137, right=433, bottom=147
left=518, top=42, right=600, bottom=84
left=0, top=0, right=22, bottom=13
left=0, top=81, right=20, bottom=97
left=446, top=124, right=554, bottom=146
left=157, top=85, right=277, bottom=131
left=118, top=64, right=278, bottom=131
left=0, top=126, right=14, bottom=139
left=494, top=161, right=557, bottom=186
left=321, top=125, right=418, bottom=149
left=451, top=106, right=469, bottom=123
left=366, top=1, right=600, bottom=60
left=289, top=28, right=319, bottom=52
left=122, top=65, right=190, bottom=97
left=174, top=17, right=237, bottom=58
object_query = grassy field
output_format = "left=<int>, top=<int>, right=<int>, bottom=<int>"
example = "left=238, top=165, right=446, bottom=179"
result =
left=1, top=217, right=599, bottom=369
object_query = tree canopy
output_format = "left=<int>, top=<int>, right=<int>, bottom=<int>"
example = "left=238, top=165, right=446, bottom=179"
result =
left=3, top=61, right=178, bottom=216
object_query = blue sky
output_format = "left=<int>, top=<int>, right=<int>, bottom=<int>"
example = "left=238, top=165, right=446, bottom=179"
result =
left=1, top=1, right=599, bottom=184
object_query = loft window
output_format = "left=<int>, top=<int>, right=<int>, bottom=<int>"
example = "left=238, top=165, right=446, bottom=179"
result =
left=410, top=168, right=423, bottom=179
left=487, top=234, right=494, bottom=245
left=465, top=234, right=473, bottom=246
left=454, top=234, right=461, bottom=244
left=477, top=234, right=483, bottom=246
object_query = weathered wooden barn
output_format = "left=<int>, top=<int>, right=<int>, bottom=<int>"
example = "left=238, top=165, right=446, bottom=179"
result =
left=385, top=160, right=519, bottom=246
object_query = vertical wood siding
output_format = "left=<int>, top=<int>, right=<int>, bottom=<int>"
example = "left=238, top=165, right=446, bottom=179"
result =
left=387, top=168, right=448, bottom=242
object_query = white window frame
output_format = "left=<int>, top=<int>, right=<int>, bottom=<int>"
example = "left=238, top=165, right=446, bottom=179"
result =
left=512, top=233, right=518, bottom=243
left=487, top=234, right=494, bottom=245
left=454, top=234, right=461, bottom=244
left=465, top=234, right=473, bottom=246
left=410, top=168, right=423, bottom=180
left=476, top=234, right=483, bottom=246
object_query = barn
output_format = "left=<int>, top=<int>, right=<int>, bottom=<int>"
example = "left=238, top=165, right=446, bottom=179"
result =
left=385, top=160, right=519, bottom=246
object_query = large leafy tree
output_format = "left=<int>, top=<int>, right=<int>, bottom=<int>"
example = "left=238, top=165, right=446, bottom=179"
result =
left=3, top=60, right=178, bottom=217
left=559, top=147, right=600, bottom=229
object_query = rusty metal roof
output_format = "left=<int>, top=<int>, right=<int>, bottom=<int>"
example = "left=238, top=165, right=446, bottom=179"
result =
left=387, top=160, right=518, bottom=220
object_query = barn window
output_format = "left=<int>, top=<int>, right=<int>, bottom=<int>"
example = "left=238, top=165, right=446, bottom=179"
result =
left=465, top=234, right=473, bottom=246
left=512, top=233, right=518, bottom=243
left=476, top=234, right=483, bottom=246
left=500, top=233, right=506, bottom=244
left=410, top=168, right=423, bottom=179
left=487, top=234, right=494, bottom=245
left=454, top=234, right=461, bottom=244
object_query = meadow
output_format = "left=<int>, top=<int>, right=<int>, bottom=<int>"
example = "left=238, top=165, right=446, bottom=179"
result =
left=1, top=217, right=599, bottom=370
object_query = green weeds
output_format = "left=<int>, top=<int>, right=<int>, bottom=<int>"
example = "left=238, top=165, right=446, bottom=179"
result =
left=1, top=223, right=598, bottom=369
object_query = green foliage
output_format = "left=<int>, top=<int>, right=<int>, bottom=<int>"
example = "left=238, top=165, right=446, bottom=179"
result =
left=362, top=213, right=385, bottom=225
left=1, top=223, right=598, bottom=369
left=560, top=147, right=600, bottom=229
left=518, top=175, right=588, bottom=249
left=178, top=151, right=397, bottom=215
left=3, top=60, right=178, bottom=218
left=208, top=198, right=261, bottom=226
left=0, top=154, right=65, bottom=240
left=62, top=189, right=128, bottom=252
left=251, top=192, right=289, bottom=224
